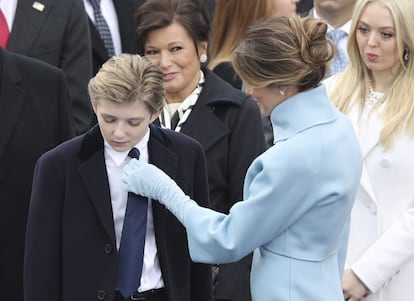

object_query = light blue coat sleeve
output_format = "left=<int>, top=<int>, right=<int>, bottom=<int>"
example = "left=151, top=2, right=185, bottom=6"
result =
left=181, top=137, right=316, bottom=264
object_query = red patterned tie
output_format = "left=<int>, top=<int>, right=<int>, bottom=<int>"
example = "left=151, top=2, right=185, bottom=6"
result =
left=0, top=9, right=9, bottom=48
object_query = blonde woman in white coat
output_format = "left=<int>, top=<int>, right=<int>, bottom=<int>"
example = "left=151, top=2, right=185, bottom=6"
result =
left=325, top=0, right=414, bottom=300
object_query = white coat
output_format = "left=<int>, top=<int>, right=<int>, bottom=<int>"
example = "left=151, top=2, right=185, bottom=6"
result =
left=325, top=78, right=414, bottom=301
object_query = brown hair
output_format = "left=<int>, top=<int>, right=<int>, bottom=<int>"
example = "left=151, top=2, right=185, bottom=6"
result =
left=233, top=15, right=334, bottom=91
left=135, top=0, right=210, bottom=62
left=88, top=54, right=165, bottom=115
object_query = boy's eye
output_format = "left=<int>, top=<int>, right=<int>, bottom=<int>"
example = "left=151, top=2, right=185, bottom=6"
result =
left=128, top=121, right=141, bottom=127
left=103, top=117, right=115, bottom=123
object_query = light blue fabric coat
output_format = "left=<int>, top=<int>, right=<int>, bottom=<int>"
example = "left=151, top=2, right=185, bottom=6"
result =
left=171, top=85, right=362, bottom=300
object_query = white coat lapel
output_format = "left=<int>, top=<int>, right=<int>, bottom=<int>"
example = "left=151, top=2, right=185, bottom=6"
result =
left=357, top=109, right=382, bottom=158
left=348, top=105, right=383, bottom=204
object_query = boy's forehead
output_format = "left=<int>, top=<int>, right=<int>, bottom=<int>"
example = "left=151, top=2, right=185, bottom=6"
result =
left=96, top=99, right=150, bottom=116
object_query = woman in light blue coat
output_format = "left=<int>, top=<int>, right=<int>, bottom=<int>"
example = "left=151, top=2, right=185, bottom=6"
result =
left=123, top=16, right=363, bottom=301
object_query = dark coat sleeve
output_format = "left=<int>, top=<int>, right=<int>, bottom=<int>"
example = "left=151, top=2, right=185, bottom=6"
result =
left=24, top=151, right=65, bottom=301
left=23, top=68, right=74, bottom=301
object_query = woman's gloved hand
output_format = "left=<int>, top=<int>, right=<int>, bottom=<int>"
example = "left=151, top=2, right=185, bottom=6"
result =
left=123, top=159, right=194, bottom=223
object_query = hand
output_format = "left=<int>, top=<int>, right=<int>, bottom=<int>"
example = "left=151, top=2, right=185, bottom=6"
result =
left=342, top=269, right=369, bottom=301
left=123, top=159, right=192, bottom=222
left=123, top=159, right=172, bottom=201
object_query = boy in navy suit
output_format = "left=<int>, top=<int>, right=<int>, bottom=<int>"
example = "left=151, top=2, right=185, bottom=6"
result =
left=24, top=54, right=212, bottom=301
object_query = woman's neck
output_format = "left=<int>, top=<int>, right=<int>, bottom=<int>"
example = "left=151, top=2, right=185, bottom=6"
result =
left=370, top=72, right=396, bottom=93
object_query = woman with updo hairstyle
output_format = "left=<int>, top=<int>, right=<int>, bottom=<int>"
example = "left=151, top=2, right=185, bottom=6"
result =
left=123, top=15, right=363, bottom=300
left=134, top=1, right=266, bottom=299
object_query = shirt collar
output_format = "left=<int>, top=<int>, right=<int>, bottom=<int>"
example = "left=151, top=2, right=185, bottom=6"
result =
left=104, top=128, right=150, bottom=166
left=313, top=10, right=352, bottom=35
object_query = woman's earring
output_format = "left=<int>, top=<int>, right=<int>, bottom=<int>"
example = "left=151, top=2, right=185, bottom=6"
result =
left=200, top=53, right=208, bottom=63
left=279, top=89, right=285, bottom=96
left=404, top=49, right=410, bottom=61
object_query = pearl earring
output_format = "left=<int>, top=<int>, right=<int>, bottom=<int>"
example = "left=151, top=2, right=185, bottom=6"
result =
left=200, top=53, right=208, bottom=63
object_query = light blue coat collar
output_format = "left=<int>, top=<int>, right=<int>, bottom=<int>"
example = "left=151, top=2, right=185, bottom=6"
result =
left=271, top=84, right=338, bottom=143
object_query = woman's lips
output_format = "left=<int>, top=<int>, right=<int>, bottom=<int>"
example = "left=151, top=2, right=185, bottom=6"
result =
left=163, top=72, right=177, bottom=81
left=366, top=53, right=379, bottom=62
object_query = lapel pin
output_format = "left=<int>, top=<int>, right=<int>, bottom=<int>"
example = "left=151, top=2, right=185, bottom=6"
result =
left=32, top=1, right=45, bottom=12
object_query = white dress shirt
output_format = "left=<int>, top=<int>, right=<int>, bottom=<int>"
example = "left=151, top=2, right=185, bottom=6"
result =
left=313, top=9, right=351, bottom=63
left=104, top=129, right=164, bottom=292
left=0, top=0, right=17, bottom=31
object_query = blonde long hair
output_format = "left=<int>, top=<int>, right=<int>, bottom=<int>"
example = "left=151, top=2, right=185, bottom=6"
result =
left=330, top=0, right=414, bottom=149
left=208, top=0, right=273, bottom=70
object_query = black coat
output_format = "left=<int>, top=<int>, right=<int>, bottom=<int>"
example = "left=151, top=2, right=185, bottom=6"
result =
left=0, top=48, right=75, bottom=301
left=24, top=125, right=212, bottom=301
left=180, top=69, right=265, bottom=213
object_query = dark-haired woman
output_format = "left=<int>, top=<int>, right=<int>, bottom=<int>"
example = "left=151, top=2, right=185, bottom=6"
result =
left=135, top=1, right=266, bottom=300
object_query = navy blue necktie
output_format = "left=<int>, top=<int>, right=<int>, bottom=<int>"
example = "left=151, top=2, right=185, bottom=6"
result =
left=88, top=0, right=115, bottom=57
left=116, top=148, right=148, bottom=298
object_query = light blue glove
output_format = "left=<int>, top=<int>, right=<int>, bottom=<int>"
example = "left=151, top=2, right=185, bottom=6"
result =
left=123, top=159, right=196, bottom=223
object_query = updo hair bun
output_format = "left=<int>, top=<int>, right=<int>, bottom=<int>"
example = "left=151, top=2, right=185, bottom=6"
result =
left=233, top=15, right=334, bottom=91
left=298, top=17, right=334, bottom=71
left=288, top=16, right=334, bottom=90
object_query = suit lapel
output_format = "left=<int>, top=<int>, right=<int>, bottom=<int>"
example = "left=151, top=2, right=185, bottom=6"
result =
left=358, top=112, right=382, bottom=159
left=76, top=125, right=179, bottom=246
left=78, top=127, right=116, bottom=244
left=148, top=126, right=178, bottom=186
left=0, top=50, right=25, bottom=160
left=349, top=105, right=382, bottom=203
left=113, top=0, right=137, bottom=53
left=180, top=71, right=234, bottom=152
left=182, top=105, right=228, bottom=152
left=8, top=0, right=53, bottom=54
left=148, top=126, right=178, bottom=247
left=88, top=18, right=109, bottom=62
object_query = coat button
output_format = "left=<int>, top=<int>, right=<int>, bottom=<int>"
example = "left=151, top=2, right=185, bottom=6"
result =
left=96, top=290, right=106, bottom=300
left=104, top=243, right=113, bottom=254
